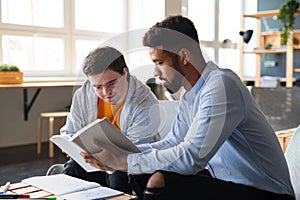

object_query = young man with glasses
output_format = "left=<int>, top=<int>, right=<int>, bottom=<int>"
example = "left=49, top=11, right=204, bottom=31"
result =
left=60, top=46, right=160, bottom=195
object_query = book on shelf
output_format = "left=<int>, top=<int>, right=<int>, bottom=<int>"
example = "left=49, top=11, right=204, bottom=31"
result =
left=22, top=174, right=123, bottom=199
left=50, top=117, right=140, bottom=172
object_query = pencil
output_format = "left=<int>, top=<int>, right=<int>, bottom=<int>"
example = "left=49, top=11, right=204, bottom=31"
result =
left=0, top=182, right=10, bottom=194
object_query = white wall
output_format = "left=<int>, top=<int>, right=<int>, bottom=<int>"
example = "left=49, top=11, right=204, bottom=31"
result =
left=0, top=87, right=78, bottom=148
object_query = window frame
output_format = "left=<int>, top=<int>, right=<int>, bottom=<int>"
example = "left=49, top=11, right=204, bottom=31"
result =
left=0, top=0, right=126, bottom=78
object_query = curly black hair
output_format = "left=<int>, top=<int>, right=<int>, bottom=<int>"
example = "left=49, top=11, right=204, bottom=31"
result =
left=143, top=15, right=199, bottom=50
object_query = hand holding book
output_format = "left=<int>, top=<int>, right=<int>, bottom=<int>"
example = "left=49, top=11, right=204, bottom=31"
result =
left=80, top=138, right=132, bottom=172
left=50, top=117, right=140, bottom=172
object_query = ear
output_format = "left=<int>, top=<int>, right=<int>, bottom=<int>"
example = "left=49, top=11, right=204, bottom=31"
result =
left=179, top=48, right=190, bottom=65
left=123, top=67, right=129, bottom=74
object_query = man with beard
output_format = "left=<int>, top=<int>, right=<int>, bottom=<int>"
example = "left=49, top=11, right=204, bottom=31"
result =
left=80, top=16, right=295, bottom=200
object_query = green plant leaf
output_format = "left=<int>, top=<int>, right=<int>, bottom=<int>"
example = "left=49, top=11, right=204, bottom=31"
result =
left=277, top=0, right=299, bottom=45
left=0, top=64, right=20, bottom=72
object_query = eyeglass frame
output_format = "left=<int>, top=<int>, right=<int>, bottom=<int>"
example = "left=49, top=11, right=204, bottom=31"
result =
left=92, top=73, right=125, bottom=91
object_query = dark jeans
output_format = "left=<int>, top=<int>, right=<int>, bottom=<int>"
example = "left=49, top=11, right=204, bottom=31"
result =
left=62, top=158, right=132, bottom=194
left=130, top=170, right=295, bottom=200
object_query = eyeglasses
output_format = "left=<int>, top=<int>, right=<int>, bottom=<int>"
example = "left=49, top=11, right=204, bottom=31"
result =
left=93, top=74, right=124, bottom=91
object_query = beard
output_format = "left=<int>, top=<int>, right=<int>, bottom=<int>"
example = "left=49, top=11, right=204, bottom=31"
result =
left=165, top=82, right=181, bottom=94
left=160, top=52, right=186, bottom=94
left=164, top=71, right=183, bottom=94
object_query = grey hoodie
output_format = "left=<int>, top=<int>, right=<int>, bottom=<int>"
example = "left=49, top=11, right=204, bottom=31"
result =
left=60, top=75, right=160, bottom=145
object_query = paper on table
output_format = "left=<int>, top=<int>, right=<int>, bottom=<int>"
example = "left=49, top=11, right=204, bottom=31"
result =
left=60, top=186, right=123, bottom=200
left=22, top=174, right=100, bottom=196
left=22, top=174, right=123, bottom=200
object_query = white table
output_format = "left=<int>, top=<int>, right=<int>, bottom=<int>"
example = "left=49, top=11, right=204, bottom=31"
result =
left=0, top=79, right=83, bottom=120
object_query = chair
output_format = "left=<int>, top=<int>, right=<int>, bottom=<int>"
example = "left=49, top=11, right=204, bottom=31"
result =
left=158, top=100, right=179, bottom=139
left=46, top=163, right=65, bottom=176
left=284, top=125, right=300, bottom=200
left=276, top=127, right=296, bottom=152
left=37, top=111, right=69, bottom=158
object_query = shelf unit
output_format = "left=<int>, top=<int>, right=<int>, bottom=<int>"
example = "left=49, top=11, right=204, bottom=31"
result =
left=239, top=9, right=300, bottom=87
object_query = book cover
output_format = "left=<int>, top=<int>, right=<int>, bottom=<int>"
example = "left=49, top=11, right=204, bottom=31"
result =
left=50, top=117, right=140, bottom=172
left=70, top=118, right=140, bottom=154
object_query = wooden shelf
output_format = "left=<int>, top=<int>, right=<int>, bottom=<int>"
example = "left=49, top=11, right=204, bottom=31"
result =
left=243, top=48, right=300, bottom=54
left=242, top=50, right=285, bottom=54
left=240, top=9, right=300, bottom=88
left=243, top=8, right=300, bottom=18
left=253, top=49, right=286, bottom=53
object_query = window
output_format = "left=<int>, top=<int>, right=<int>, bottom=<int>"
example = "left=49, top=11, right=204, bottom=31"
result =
left=217, top=0, right=242, bottom=72
left=218, top=0, right=241, bottom=44
left=1, top=0, right=67, bottom=76
left=1, top=0, right=63, bottom=28
left=126, top=0, right=165, bottom=82
left=188, top=0, right=215, bottom=41
left=75, top=0, right=126, bottom=33
left=128, top=0, right=165, bottom=30
left=0, top=0, right=164, bottom=78
left=2, top=35, right=64, bottom=72
left=187, top=0, right=243, bottom=73
left=74, top=39, right=106, bottom=73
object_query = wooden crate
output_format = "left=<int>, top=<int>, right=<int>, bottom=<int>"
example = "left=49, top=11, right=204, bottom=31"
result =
left=0, top=71, right=23, bottom=84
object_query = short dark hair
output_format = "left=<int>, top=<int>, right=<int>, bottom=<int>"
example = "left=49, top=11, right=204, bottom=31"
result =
left=143, top=15, right=199, bottom=51
left=82, top=46, right=128, bottom=76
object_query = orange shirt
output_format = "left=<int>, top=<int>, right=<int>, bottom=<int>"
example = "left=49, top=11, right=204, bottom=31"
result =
left=97, top=98, right=124, bottom=130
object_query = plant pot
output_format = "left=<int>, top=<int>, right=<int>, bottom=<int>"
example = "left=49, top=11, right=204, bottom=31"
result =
left=0, top=71, right=23, bottom=84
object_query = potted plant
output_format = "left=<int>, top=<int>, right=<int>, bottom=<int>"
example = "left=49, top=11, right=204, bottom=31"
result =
left=277, top=0, right=299, bottom=45
left=0, top=64, right=23, bottom=84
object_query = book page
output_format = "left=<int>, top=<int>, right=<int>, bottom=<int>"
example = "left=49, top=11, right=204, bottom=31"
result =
left=22, top=174, right=100, bottom=196
left=60, top=186, right=123, bottom=200
left=50, top=135, right=99, bottom=172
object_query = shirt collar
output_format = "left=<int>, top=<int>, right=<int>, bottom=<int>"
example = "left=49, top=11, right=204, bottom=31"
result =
left=184, top=61, right=217, bottom=98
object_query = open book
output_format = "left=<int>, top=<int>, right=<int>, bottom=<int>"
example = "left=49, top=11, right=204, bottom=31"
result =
left=22, top=174, right=123, bottom=200
left=50, top=117, right=140, bottom=172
